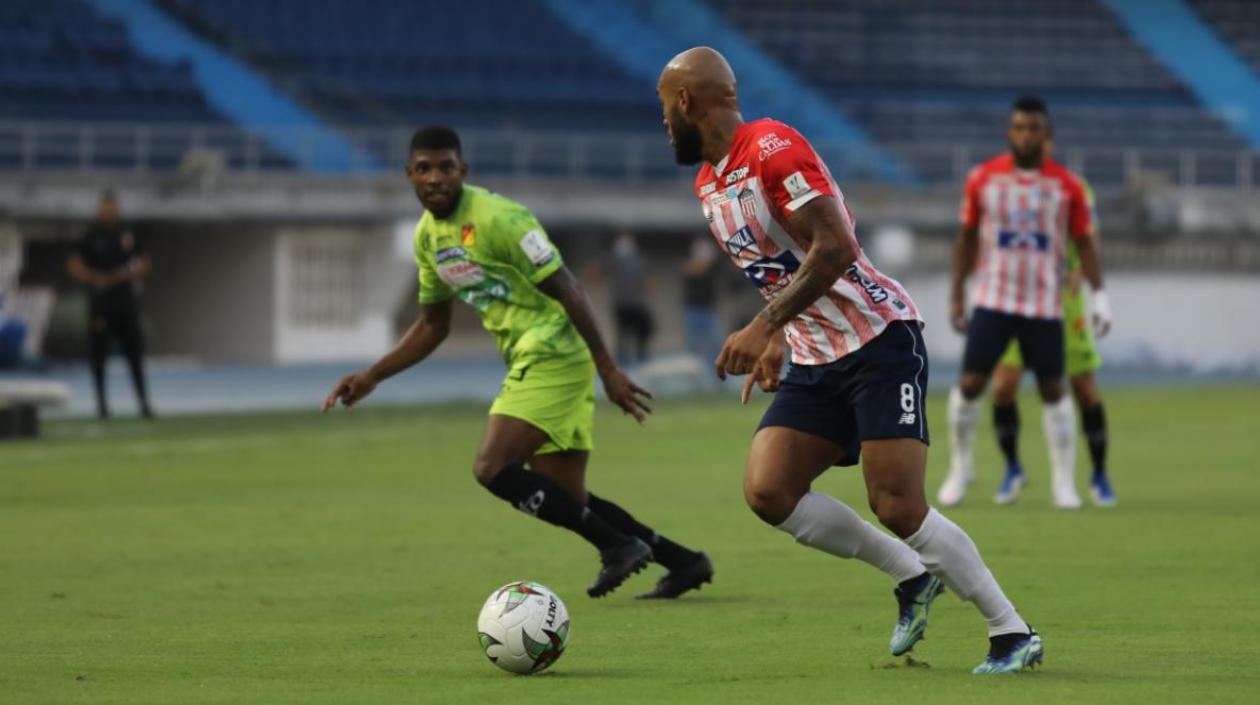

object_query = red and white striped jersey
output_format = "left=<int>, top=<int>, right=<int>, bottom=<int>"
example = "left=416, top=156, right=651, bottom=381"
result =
left=693, top=119, right=920, bottom=366
left=961, top=153, right=1092, bottom=319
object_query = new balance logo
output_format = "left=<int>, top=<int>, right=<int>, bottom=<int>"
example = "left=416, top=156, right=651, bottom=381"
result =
left=517, top=490, right=545, bottom=516
left=899, top=413, right=917, bottom=426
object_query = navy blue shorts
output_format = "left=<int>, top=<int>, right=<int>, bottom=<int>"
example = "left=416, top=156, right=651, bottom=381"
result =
left=962, top=307, right=1064, bottom=382
left=758, top=321, right=930, bottom=467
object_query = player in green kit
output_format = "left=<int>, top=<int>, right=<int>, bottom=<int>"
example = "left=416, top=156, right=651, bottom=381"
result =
left=324, top=127, right=713, bottom=598
left=989, top=161, right=1116, bottom=507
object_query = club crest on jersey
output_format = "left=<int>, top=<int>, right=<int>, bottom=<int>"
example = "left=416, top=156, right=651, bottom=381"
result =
left=758, top=132, right=792, bottom=161
left=461, top=223, right=476, bottom=246
left=699, top=182, right=717, bottom=196
left=724, top=166, right=749, bottom=185
left=737, top=187, right=758, bottom=221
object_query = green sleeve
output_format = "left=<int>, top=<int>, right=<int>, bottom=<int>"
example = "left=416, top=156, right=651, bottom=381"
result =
left=487, top=206, right=564, bottom=284
left=415, top=232, right=454, bottom=303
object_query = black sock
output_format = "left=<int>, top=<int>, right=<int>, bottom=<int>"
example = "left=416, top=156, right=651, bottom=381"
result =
left=993, top=402, right=1021, bottom=469
left=586, top=493, right=698, bottom=570
left=486, top=464, right=626, bottom=551
left=1082, top=403, right=1108, bottom=477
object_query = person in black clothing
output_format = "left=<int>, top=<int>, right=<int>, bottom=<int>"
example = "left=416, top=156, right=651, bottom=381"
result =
left=67, top=191, right=154, bottom=419
left=682, top=234, right=724, bottom=366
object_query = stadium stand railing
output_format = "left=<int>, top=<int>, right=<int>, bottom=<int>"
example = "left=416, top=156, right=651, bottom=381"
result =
left=1, top=121, right=1257, bottom=190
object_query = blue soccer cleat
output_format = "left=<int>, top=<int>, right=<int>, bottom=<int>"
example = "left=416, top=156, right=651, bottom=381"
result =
left=1090, top=473, right=1117, bottom=507
left=994, top=463, right=1027, bottom=505
left=889, top=573, right=946, bottom=656
left=973, top=629, right=1043, bottom=674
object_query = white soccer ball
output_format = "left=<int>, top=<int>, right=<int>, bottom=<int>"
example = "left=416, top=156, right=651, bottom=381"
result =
left=476, top=581, right=571, bottom=675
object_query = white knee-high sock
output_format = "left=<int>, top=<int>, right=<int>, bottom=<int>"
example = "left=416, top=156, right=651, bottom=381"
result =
left=777, top=492, right=927, bottom=584
left=1043, top=395, right=1077, bottom=487
left=948, top=387, right=979, bottom=481
left=906, top=508, right=1028, bottom=636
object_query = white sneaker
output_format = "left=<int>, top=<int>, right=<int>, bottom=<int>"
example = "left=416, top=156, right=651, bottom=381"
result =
left=937, top=468, right=971, bottom=507
left=1052, top=478, right=1082, bottom=509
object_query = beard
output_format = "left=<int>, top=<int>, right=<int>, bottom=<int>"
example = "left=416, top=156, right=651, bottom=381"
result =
left=670, top=115, right=705, bottom=166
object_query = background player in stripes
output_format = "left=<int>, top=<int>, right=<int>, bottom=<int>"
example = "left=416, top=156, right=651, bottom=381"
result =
left=659, top=47, right=1041, bottom=674
left=939, top=97, right=1112, bottom=510
left=989, top=136, right=1116, bottom=507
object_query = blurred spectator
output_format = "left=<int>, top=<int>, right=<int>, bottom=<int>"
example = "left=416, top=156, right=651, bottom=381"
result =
left=67, top=191, right=154, bottom=419
left=682, top=235, right=723, bottom=365
left=609, top=231, right=653, bottom=365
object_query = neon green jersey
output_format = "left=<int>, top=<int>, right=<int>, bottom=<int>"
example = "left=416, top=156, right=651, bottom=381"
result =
left=414, top=184, right=588, bottom=364
left=1065, top=180, right=1097, bottom=274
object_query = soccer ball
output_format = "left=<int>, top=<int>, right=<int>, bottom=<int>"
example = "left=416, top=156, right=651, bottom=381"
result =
left=476, top=581, right=571, bottom=675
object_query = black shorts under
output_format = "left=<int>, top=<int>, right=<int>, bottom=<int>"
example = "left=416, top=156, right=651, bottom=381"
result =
left=758, top=320, right=930, bottom=467
left=962, top=307, right=1064, bottom=382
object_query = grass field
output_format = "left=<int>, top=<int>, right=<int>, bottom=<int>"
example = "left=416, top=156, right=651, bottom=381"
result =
left=3, top=385, right=1259, bottom=704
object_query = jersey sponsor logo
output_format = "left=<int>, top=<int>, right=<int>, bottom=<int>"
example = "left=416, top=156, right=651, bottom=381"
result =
left=783, top=171, right=812, bottom=200
left=724, top=166, right=750, bottom=184
left=757, top=132, right=792, bottom=161
left=997, top=230, right=1050, bottom=251
left=699, top=181, right=717, bottom=196
left=461, top=223, right=476, bottom=246
left=437, top=260, right=486, bottom=288
left=743, top=250, right=801, bottom=292
left=724, top=225, right=757, bottom=257
left=518, top=229, right=555, bottom=266
left=435, top=246, right=468, bottom=263
left=846, top=264, right=890, bottom=304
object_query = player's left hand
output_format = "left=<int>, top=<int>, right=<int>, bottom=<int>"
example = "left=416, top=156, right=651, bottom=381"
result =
left=1091, top=289, right=1112, bottom=338
left=600, top=368, right=653, bottom=424
left=716, top=317, right=775, bottom=381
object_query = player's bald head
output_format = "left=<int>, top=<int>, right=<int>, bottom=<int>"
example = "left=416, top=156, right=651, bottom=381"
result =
left=658, top=46, right=738, bottom=106
left=658, top=47, right=741, bottom=166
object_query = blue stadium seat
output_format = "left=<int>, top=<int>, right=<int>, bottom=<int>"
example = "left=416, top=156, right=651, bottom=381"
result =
left=708, top=0, right=1245, bottom=151
left=167, top=0, right=661, bottom=131
left=1189, top=1, right=1260, bottom=77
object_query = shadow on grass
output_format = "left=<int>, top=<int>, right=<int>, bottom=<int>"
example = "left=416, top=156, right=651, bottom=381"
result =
left=594, top=594, right=753, bottom=608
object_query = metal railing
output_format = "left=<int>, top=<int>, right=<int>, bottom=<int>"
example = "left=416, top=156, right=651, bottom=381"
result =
left=0, top=121, right=1256, bottom=189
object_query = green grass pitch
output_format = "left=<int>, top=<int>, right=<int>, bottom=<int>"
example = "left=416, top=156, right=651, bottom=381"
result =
left=3, top=385, right=1258, bottom=704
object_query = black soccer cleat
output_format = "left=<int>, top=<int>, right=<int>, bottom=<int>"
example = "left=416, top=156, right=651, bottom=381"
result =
left=635, top=552, right=714, bottom=599
left=587, top=537, right=653, bottom=598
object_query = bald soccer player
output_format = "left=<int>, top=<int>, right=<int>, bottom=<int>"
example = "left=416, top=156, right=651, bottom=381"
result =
left=656, top=48, right=1041, bottom=674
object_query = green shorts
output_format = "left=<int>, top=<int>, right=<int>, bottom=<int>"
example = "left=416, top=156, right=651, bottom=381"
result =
left=489, top=354, right=596, bottom=455
left=998, top=289, right=1102, bottom=377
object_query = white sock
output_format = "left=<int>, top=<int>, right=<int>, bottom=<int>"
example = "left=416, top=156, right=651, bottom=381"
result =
left=905, top=508, right=1028, bottom=636
left=777, top=492, right=927, bottom=584
left=1043, top=395, right=1077, bottom=486
left=948, top=387, right=979, bottom=480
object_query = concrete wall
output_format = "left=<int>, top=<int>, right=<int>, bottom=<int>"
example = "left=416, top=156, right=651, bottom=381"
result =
left=145, top=224, right=277, bottom=360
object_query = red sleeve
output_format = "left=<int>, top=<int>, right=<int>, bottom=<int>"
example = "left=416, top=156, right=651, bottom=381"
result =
left=1065, top=173, right=1092, bottom=239
left=756, top=127, right=838, bottom=220
left=959, top=166, right=984, bottom=228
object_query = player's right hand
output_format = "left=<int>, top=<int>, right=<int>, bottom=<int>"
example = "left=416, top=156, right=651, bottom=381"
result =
left=741, top=338, right=786, bottom=404
left=600, top=368, right=653, bottom=424
left=322, top=370, right=377, bottom=412
left=949, top=297, right=969, bottom=334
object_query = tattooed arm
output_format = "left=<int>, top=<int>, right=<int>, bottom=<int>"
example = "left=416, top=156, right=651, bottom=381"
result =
left=714, top=195, right=858, bottom=379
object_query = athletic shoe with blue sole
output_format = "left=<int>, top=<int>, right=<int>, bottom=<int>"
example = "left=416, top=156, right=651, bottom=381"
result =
left=1090, top=474, right=1117, bottom=507
left=994, top=464, right=1027, bottom=505
left=889, top=573, right=946, bottom=656
left=973, top=629, right=1043, bottom=674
